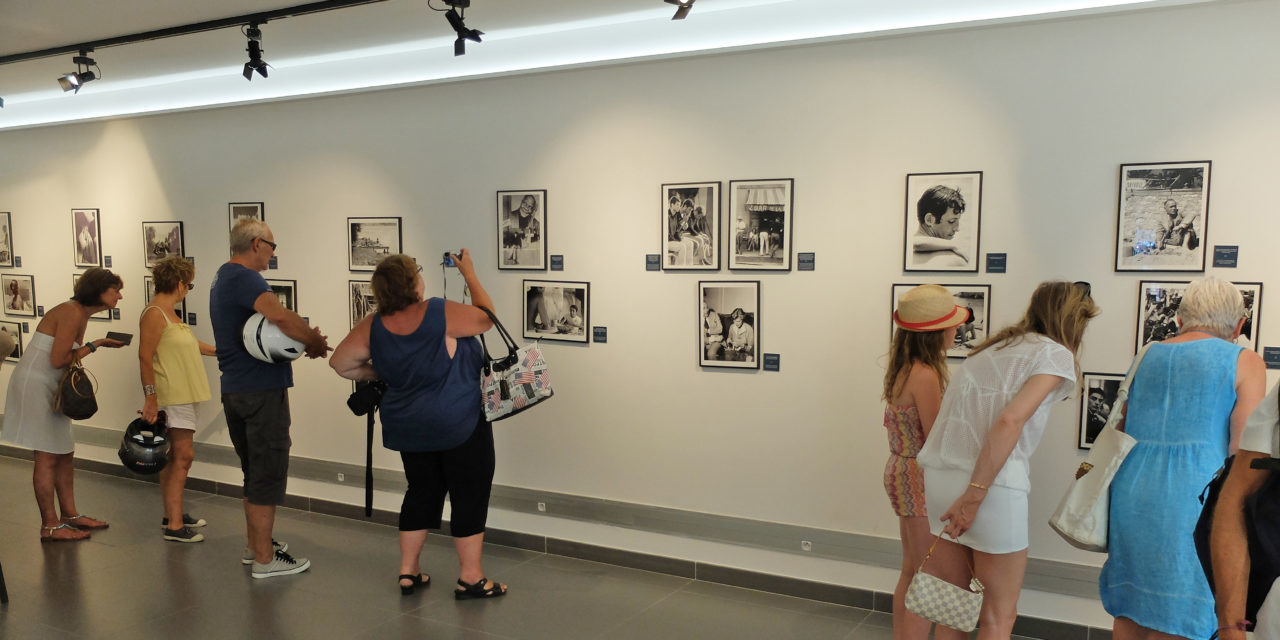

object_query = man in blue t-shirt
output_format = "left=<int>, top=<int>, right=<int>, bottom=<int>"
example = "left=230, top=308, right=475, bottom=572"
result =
left=210, top=219, right=330, bottom=579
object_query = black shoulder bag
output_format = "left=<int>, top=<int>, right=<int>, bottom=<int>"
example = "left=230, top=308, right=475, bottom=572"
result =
left=346, top=380, right=387, bottom=517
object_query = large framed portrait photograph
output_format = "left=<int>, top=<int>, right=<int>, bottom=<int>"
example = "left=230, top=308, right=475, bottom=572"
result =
left=523, top=280, right=589, bottom=343
left=1135, top=280, right=1261, bottom=352
left=73, top=208, right=102, bottom=268
left=1079, top=373, right=1124, bottom=449
left=1114, top=161, right=1210, bottom=272
left=142, top=221, right=184, bottom=268
left=142, top=276, right=186, bottom=322
left=498, top=190, right=547, bottom=270
left=229, top=202, right=264, bottom=232
left=2, top=273, right=36, bottom=317
left=266, top=279, right=298, bottom=313
left=700, top=280, right=760, bottom=369
left=0, top=320, right=22, bottom=362
left=903, top=172, right=982, bottom=273
left=347, top=217, right=401, bottom=272
left=728, top=179, right=793, bottom=271
left=73, top=274, right=111, bottom=320
left=662, top=181, right=720, bottom=270
left=0, top=211, right=13, bottom=268
left=891, top=283, right=991, bottom=359
left=349, top=280, right=376, bottom=328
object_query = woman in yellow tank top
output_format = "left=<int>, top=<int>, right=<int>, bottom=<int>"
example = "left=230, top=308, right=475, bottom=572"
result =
left=139, top=256, right=215, bottom=543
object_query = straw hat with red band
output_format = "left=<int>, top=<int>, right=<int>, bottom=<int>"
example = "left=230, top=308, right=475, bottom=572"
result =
left=893, top=284, right=968, bottom=332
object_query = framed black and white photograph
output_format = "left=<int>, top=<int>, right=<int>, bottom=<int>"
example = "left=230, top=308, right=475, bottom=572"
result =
left=142, top=276, right=185, bottom=322
left=267, top=279, right=298, bottom=313
left=1133, top=279, right=1260, bottom=352
left=1080, top=373, right=1124, bottom=449
left=142, top=221, right=184, bottom=268
left=523, top=280, right=588, bottom=343
left=2, top=273, right=36, bottom=317
left=1236, top=282, right=1263, bottom=352
left=728, top=179, right=792, bottom=271
left=348, top=217, right=401, bottom=272
left=229, top=202, right=264, bottom=232
left=903, top=172, right=982, bottom=273
left=1114, top=161, right=1210, bottom=272
left=349, top=280, right=376, bottom=328
left=662, top=181, right=720, bottom=270
left=73, top=208, right=102, bottom=268
left=0, top=320, right=22, bottom=362
left=891, top=283, right=991, bottom=358
left=73, top=274, right=111, bottom=320
left=700, top=280, right=760, bottom=369
left=0, top=211, right=13, bottom=268
left=498, top=190, right=547, bottom=270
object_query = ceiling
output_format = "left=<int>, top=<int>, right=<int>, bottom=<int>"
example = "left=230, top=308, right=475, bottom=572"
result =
left=0, top=0, right=1209, bottom=130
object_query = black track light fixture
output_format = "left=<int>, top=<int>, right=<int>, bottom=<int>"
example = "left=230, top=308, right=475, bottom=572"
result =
left=440, top=1, right=482, bottom=56
left=57, top=49, right=100, bottom=93
left=665, top=0, right=695, bottom=20
left=242, top=23, right=271, bottom=81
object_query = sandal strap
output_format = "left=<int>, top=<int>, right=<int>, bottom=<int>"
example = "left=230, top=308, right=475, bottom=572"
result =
left=456, top=576, right=491, bottom=591
left=42, top=523, right=78, bottom=533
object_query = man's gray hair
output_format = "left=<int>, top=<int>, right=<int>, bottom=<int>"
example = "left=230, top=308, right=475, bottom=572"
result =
left=1178, top=276, right=1244, bottom=339
left=229, top=219, right=270, bottom=255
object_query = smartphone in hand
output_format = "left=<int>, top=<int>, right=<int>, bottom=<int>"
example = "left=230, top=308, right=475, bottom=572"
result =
left=106, top=331, right=133, bottom=345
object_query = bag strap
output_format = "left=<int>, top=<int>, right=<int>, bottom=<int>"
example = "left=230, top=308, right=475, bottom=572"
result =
left=1103, top=342, right=1153, bottom=434
left=917, top=533, right=977, bottom=576
left=475, top=305, right=519, bottom=366
left=364, top=409, right=374, bottom=517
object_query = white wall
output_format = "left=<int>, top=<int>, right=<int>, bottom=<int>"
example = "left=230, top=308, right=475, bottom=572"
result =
left=1, top=0, right=1277, bottom=570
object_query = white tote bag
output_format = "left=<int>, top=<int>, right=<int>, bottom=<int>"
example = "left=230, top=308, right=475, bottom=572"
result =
left=1048, top=344, right=1151, bottom=552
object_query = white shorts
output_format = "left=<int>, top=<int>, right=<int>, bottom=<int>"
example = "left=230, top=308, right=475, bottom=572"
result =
left=923, top=467, right=1028, bottom=554
left=160, top=403, right=198, bottom=431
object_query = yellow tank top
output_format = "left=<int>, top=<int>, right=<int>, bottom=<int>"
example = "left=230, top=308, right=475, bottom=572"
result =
left=146, top=306, right=211, bottom=406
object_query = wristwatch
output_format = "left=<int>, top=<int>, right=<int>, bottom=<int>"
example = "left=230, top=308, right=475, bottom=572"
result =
left=143, top=384, right=157, bottom=397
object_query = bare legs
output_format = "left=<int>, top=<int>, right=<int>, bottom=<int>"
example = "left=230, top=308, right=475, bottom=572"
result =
left=399, top=529, right=428, bottom=587
left=923, top=537, right=1013, bottom=640
left=1113, top=617, right=1189, bottom=640
left=398, top=530, right=505, bottom=594
left=245, top=501, right=277, bottom=564
left=33, top=451, right=91, bottom=539
left=159, top=429, right=195, bottom=527
left=894, top=516, right=933, bottom=640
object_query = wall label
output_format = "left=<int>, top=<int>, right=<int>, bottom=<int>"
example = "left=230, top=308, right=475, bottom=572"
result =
left=1213, top=245, right=1239, bottom=268
left=986, top=253, right=1007, bottom=273
left=104, top=255, right=113, bottom=268
left=268, top=256, right=278, bottom=270
left=593, top=326, right=607, bottom=343
left=550, top=255, right=564, bottom=271
left=763, top=353, right=780, bottom=371
left=111, top=309, right=120, bottom=320
left=187, top=312, right=197, bottom=326
left=797, top=253, right=815, bottom=271
left=13, top=256, right=20, bottom=267
left=645, top=254, right=661, bottom=271
left=1265, top=347, right=1280, bottom=370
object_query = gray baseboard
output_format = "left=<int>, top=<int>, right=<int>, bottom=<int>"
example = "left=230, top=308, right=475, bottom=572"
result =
left=0, top=420, right=1110, bottom=638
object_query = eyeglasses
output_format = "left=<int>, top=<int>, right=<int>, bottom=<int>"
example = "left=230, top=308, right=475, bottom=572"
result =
left=1074, top=281, right=1092, bottom=298
left=185, top=282, right=195, bottom=291
left=258, top=238, right=278, bottom=251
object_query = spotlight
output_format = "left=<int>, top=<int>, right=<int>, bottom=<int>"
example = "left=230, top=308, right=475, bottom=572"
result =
left=242, top=23, right=271, bottom=81
left=665, top=0, right=695, bottom=20
left=443, top=7, right=483, bottom=56
left=57, top=50, right=100, bottom=93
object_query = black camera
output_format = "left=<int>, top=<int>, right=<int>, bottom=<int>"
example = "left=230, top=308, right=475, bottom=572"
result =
left=346, top=380, right=388, bottom=416
left=442, top=251, right=455, bottom=267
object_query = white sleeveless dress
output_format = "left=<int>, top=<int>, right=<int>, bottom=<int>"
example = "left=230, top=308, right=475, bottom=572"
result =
left=1, top=332, right=76, bottom=454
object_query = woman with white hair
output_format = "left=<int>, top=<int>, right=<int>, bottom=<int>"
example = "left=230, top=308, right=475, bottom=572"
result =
left=1099, top=277, right=1266, bottom=640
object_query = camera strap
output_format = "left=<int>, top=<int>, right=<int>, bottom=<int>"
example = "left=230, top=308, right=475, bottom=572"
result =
left=365, top=410, right=374, bottom=517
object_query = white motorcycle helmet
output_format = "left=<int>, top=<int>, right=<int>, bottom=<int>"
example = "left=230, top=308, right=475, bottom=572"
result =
left=242, top=312, right=304, bottom=363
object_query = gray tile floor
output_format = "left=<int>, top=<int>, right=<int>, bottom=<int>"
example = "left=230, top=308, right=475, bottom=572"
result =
left=0, top=456, right=909, bottom=639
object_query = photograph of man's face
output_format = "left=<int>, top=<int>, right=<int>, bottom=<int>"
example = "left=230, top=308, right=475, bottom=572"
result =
left=924, top=207, right=962, bottom=239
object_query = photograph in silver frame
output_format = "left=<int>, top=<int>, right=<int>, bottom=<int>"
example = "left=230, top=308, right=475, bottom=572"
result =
left=73, top=208, right=102, bottom=268
left=498, top=190, right=547, bottom=270
left=1114, top=161, right=1210, bottom=272
left=700, top=280, right=759, bottom=369
left=903, top=172, right=982, bottom=273
left=522, top=280, right=588, bottom=344
left=1079, top=372, right=1124, bottom=449
left=662, top=182, right=719, bottom=270
left=891, top=283, right=991, bottom=359
left=727, top=179, right=792, bottom=271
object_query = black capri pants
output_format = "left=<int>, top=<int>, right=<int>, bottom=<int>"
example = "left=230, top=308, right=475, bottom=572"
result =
left=398, top=419, right=494, bottom=538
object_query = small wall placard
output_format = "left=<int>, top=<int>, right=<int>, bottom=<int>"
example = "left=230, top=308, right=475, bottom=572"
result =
left=1265, top=347, right=1280, bottom=370
left=645, top=255, right=661, bottom=271
left=592, top=326, right=607, bottom=343
left=550, top=255, right=564, bottom=271
left=187, top=312, right=198, bottom=326
left=268, top=256, right=278, bottom=270
left=1213, top=245, right=1239, bottom=268
left=104, top=256, right=113, bottom=268
left=797, top=253, right=815, bottom=271
left=763, top=353, right=780, bottom=371
left=111, top=309, right=120, bottom=320
left=36, top=306, right=44, bottom=316
left=13, top=257, right=20, bottom=267
left=985, top=253, right=1007, bottom=273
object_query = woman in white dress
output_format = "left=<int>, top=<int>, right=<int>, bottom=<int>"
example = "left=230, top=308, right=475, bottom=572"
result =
left=1, top=268, right=126, bottom=541
left=917, top=281, right=1098, bottom=637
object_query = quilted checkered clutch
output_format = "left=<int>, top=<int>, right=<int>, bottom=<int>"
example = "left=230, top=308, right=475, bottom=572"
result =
left=478, top=306, right=553, bottom=422
left=904, top=536, right=984, bottom=632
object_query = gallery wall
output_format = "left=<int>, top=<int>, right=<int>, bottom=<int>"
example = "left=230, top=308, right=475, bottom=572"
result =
left=1, top=0, right=1278, bottom=575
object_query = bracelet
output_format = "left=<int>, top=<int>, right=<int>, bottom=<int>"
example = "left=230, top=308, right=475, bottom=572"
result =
left=143, top=384, right=157, bottom=397
left=1217, top=620, right=1252, bottom=633
left=85, top=342, right=97, bottom=353
left=968, top=482, right=989, bottom=491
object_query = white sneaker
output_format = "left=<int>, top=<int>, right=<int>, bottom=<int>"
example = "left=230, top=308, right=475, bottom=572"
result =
left=251, top=549, right=311, bottom=579
left=241, top=539, right=288, bottom=565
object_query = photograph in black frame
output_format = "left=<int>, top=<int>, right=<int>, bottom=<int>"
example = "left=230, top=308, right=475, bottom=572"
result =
left=228, top=202, right=264, bottom=232
left=349, top=280, right=376, bottom=328
left=347, top=217, right=402, bottom=272
left=903, top=172, right=982, bottom=273
left=1079, top=372, right=1124, bottom=449
left=497, top=190, right=547, bottom=270
left=1134, top=280, right=1261, bottom=352
left=727, top=179, right=792, bottom=271
left=0, top=211, right=13, bottom=268
left=143, top=275, right=186, bottom=322
left=1114, top=161, right=1210, bottom=272
left=890, top=283, right=991, bottom=359
left=522, top=280, right=589, bottom=344
left=700, top=280, right=759, bottom=369
left=266, top=279, right=298, bottom=313
left=662, top=181, right=720, bottom=270
left=142, top=221, right=184, bottom=268
left=72, top=208, right=102, bottom=268
left=0, top=320, right=22, bottom=362
left=2, top=273, right=35, bottom=318
left=73, top=274, right=111, bottom=320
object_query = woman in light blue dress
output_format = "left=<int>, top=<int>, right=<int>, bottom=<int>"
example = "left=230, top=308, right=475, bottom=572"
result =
left=1100, top=277, right=1266, bottom=640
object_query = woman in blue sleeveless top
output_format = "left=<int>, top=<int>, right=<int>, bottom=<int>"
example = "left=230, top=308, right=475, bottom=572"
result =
left=1100, top=278, right=1266, bottom=639
left=331, top=251, right=509, bottom=600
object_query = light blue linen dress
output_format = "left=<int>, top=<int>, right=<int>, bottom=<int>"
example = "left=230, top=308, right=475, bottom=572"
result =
left=1099, top=338, right=1242, bottom=638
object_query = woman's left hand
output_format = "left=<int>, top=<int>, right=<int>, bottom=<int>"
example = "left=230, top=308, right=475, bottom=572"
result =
left=940, top=487, right=986, bottom=539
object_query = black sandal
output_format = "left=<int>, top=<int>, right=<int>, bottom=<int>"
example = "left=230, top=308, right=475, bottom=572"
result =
left=454, top=576, right=507, bottom=600
left=399, top=573, right=429, bottom=595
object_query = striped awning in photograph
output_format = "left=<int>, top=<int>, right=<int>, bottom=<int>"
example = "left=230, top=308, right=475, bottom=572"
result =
left=742, top=185, right=787, bottom=212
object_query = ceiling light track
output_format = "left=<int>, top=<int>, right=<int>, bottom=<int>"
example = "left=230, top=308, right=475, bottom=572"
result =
left=0, top=0, right=389, bottom=66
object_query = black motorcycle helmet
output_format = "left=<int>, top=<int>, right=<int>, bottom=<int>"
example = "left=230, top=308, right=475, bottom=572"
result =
left=118, top=414, right=170, bottom=475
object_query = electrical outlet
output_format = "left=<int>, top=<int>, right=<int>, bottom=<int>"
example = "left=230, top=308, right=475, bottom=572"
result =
left=337, top=473, right=345, bottom=482
left=537, top=502, right=547, bottom=512
left=800, top=540, right=813, bottom=552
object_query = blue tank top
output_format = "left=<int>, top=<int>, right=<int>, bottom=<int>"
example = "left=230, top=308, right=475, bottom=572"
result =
left=369, top=298, right=483, bottom=452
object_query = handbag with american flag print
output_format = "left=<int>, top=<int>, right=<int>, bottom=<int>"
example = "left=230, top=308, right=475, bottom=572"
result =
left=477, top=306, right=553, bottom=422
